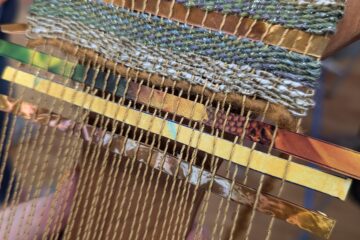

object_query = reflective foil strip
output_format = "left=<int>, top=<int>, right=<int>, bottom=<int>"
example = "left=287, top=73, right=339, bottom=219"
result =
left=1, top=66, right=351, bottom=200
left=0, top=94, right=336, bottom=239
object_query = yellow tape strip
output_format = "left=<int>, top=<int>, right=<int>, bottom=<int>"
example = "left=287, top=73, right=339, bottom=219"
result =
left=2, top=66, right=351, bottom=200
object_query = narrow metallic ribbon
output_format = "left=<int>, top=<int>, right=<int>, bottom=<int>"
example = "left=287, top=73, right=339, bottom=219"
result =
left=1, top=39, right=360, bottom=180
left=1, top=66, right=351, bottom=200
left=0, top=94, right=336, bottom=239
left=105, top=0, right=330, bottom=58
left=0, top=23, right=28, bottom=34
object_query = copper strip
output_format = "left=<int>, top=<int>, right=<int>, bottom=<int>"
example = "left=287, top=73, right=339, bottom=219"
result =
left=0, top=94, right=336, bottom=239
left=105, top=0, right=330, bottom=57
left=322, top=0, right=360, bottom=58
left=0, top=24, right=28, bottom=34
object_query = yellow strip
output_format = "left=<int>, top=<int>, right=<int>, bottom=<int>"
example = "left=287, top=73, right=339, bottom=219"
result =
left=2, top=66, right=351, bottom=200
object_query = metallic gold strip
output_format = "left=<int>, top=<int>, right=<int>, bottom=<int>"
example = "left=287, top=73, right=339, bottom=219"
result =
left=0, top=94, right=336, bottom=239
left=1, top=66, right=351, bottom=200
left=105, top=0, right=330, bottom=57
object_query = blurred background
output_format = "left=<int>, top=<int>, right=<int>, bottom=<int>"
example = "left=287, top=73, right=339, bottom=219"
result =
left=1, top=1, right=360, bottom=239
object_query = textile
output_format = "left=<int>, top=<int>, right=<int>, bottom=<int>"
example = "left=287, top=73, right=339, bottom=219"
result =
left=27, top=0, right=325, bottom=116
left=30, top=0, right=321, bottom=87
left=176, top=0, right=345, bottom=34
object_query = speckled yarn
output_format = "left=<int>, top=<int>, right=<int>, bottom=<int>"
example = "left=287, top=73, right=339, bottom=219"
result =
left=175, top=0, right=345, bottom=34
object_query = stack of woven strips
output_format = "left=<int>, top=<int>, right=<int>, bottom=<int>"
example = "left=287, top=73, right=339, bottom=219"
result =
left=27, top=0, right=345, bottom=117
left=11, top=1, right=347, bottom=239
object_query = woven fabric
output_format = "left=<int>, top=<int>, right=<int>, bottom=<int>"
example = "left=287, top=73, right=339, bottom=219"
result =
left=175, top=0, right=345, bottom=34
left=30, top=0, right=321, bottom=88
left=28, top=15, right=314, bottom=116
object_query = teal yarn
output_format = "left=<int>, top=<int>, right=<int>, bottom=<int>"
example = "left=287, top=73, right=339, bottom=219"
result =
left=175, top=0, right=345, bottom=34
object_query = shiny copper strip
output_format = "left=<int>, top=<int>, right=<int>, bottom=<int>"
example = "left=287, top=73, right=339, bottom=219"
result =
left=0, top=94, right=336, bottom=239
left=105, top=0, right=330, bottom=57
left=0, top=24, right=28, bottom=34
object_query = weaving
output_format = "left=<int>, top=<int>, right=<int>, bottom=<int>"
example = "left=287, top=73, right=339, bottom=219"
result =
left=173, top=0, right=345, bottom=34
left=0, top=0, right=359, bottom=240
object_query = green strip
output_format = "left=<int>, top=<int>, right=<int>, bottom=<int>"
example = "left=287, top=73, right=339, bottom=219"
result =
left=0, top=39, right=126, bottom=96
left=0, top=39, right=81, bottom=78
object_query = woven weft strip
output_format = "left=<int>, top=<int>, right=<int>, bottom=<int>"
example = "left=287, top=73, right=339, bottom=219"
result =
left=30, top=0, right=321, bottom=88
left=28, top=15, right=315, bottom=117
left=175, top=0, right=345, bottom=34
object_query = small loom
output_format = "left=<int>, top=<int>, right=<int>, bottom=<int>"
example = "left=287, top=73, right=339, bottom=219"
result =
left=0, top=0, right=359, bottom=239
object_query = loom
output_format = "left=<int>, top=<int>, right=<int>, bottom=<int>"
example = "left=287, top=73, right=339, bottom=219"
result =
left=0, top=0, right=359, bottom=239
